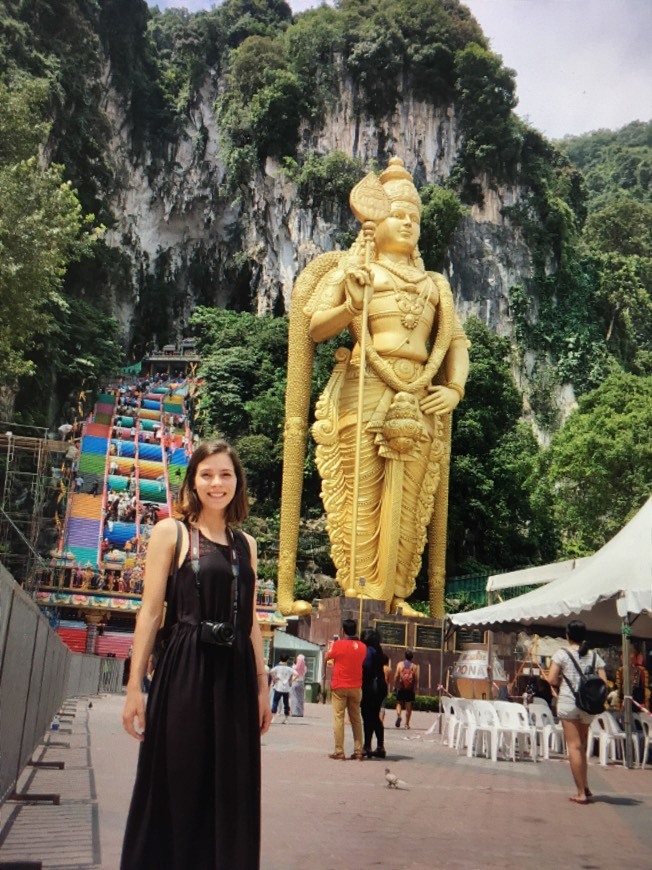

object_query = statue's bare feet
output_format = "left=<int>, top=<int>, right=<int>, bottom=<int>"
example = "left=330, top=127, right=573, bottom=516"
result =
left=391, top=598, right=421, bottom=617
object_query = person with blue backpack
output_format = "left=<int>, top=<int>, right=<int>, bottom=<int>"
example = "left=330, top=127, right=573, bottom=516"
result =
left=547, top=620, right=608, bottom=805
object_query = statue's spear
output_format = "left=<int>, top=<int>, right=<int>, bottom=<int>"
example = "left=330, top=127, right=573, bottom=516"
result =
left=345, top=173, right=390, bottom=596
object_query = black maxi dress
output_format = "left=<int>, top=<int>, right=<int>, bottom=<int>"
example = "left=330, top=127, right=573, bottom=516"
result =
left=121, top=529, right=260, bottom=870
left=361, top=647, right=387, bottom=753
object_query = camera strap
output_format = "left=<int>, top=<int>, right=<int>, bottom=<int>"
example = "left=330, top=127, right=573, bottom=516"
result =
left=190, top=525, right=240, bottom=628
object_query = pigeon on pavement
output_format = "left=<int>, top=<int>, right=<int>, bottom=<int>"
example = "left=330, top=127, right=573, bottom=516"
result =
left=385, top=768, right=408, bottom=789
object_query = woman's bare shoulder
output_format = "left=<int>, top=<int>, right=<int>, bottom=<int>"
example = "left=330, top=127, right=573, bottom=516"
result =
left=149, top=517, right=183, bottom=545
left=241, top=530, right=257, bottom=554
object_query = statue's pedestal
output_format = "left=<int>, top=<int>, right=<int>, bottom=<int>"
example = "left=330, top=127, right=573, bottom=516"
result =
left=294, top=595, right=455, bottom=697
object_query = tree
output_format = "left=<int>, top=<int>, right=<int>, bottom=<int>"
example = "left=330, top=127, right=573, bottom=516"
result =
left=419, top=185, right=465, bottom=271
left=190, top=309, right=290, bottom=506
left=544, top=372, right=652, bottom=555
left=446, top=318, right=553, bottom=577
left=584, top=200, right=652, bottom=257
left=453, top=42, right=520, bottom=197
left=0, top=157, right=99, bottom=412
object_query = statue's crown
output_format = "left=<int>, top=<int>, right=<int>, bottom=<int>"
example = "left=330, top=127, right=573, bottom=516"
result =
left=379, top=157, right=421, bottom=210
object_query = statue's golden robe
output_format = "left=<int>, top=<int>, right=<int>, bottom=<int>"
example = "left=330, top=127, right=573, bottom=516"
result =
left=310, top=263, right=467, bottom=603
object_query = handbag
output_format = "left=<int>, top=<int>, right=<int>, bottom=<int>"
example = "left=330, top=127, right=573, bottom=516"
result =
left=153, top=519, right=183, bottom=660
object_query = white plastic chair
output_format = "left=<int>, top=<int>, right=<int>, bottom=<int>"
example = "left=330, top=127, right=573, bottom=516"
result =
left=632, top=713, right=652, bottom=769
left=466, top=700, right=503, bottom=762
left=528, top=706, right=565, bottom=758
left=452, top=699, right=477, bottom=754
left=493, top=701, right=538, bottom=763
left=587, top=717, right=602, bottom=761
left=442, top=698, right=469, bottom=749
left=591, top=712, right=640, bottom=767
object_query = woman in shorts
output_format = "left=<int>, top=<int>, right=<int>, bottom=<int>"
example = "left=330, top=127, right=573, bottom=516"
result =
left=547, top=620, right=607, bottom=804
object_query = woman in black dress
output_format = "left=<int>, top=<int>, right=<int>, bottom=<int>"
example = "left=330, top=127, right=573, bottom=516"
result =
left=360, top=629, right=388, bottom=758
left=121, top=440, right=272, bottom=869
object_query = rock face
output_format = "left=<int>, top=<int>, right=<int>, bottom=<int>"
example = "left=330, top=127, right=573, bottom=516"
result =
left=102, top=73, right=534, bottom=348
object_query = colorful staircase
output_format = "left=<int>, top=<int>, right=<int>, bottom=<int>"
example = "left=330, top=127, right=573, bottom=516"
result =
left=57, top=380, right=192, bottom=570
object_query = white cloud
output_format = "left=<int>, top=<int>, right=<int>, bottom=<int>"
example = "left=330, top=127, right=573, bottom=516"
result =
left=463, top=0, right=652, bottom=138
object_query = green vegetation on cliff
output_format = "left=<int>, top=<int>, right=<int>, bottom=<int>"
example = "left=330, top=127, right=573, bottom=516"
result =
left=0, top=75, right=121, bottom=420
left=1, top=0, right=649, bottom=588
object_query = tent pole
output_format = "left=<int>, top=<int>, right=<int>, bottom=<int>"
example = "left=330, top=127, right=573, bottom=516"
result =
left=438, top=614, right=447, bottom=734
left=486, top=591, right=494, bottom=701
left=621, top=617, right=633, bottom=769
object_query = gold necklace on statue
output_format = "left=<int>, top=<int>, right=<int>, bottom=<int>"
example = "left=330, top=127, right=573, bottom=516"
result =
left=378, top=257, right=431, bottom=331
left=378, top=255, right=427, bottom=286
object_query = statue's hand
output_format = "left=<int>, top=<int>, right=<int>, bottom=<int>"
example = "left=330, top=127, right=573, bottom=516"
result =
left=420, top=385, right=460, bottom=416
left=344, top=265, right=373, bottom=311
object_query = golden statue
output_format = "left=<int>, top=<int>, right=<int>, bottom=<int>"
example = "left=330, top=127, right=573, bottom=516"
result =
left=278, top=157, right=469, bottom=617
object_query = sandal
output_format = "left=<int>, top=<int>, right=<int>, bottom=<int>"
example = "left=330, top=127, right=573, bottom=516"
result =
left=350, top=752, right=365, bottom=761
left=569, top=795, right=589, bottom=805
left=328, top=751, right=346, bottom=760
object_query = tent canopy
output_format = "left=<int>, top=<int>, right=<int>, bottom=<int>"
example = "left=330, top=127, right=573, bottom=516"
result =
left=486, top=557, right=590, bottom=593
left=451, top=498, right=652, bottom=637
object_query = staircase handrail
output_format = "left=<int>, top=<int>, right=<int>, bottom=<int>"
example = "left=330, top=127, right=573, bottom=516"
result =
left=133, top=397, right=142, bottom=553
left=59, top=417, right=90, bottom=560
left=97, top=395, right=117, bottom=568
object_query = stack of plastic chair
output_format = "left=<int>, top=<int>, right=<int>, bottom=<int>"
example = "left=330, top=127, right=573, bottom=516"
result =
left=493, top=701, right=538, bottom=762
left=528, top=703, right=565, bottom=758
left=465, top=700, right=504, bottom=762
left=589, top=712, right=640, bottom=766
left=441, top=698, right=467, bottom=749
left=633, top=713, right=652, bottom=769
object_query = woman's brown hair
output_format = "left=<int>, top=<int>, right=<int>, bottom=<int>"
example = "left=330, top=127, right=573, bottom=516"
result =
left=176, top=439, right=249, bottom=525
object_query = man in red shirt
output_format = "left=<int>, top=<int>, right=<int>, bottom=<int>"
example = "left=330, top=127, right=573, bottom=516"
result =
left=325, top=619, right=367, bottom=760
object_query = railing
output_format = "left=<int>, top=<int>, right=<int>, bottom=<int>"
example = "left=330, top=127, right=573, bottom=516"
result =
left=0, top=562, right=124, bottom=807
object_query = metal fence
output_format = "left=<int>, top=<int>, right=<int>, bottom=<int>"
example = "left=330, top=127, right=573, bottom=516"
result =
left=0, top=563, right=123, bottom=806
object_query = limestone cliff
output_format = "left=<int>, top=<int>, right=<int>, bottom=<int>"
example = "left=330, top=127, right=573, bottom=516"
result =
left=101, top=72, right=534, bottom=350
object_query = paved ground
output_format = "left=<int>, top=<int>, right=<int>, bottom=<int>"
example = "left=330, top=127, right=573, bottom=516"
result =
left=1, top=694, right=652, bottom=869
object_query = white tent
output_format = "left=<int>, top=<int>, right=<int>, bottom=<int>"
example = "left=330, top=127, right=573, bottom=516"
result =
left=486, top=557, right=591, bottom=594
left=451, top=498, right=652, bottom=637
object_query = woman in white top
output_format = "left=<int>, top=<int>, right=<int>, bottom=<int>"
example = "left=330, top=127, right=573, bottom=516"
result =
left=547, top=620, right=607, bottom=805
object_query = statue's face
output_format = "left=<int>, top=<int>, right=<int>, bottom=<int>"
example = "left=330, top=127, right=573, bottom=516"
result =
left=375, top=200, right=420, bottom=256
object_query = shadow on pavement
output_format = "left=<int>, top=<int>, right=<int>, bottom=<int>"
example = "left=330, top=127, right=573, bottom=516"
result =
left=591, top=795, right=643, bottom=806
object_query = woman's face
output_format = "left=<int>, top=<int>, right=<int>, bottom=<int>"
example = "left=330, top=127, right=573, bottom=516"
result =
left=194, top=451, right=237, bottom=514
left=375, top=200, right=421, bottom=257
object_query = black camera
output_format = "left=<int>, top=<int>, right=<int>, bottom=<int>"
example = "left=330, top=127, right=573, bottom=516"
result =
left=199, top=620, right=235, bottom=647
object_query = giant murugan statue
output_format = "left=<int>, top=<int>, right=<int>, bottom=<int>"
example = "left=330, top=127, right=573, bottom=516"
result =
left=277, top=157, right=469, bottom=617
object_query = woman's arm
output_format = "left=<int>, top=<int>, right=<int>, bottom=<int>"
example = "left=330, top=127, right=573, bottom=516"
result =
left=245, top=532, right=273, bottom=736
left=122, top=518, right=181, bottom=740
left=546, top=661, right=561, bottom=688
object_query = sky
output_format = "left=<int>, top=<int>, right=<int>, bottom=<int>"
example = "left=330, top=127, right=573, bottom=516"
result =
left=151, top=0, right=652, bottom=140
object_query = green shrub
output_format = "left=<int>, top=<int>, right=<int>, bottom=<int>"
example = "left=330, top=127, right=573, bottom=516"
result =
left=386, top=693, right=440, bottom=712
